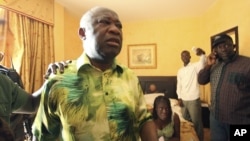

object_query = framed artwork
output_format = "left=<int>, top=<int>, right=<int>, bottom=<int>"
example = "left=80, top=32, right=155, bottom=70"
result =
left=210, top=26, right=239, bottom=54
left=127, top=43, right=157, bottom=69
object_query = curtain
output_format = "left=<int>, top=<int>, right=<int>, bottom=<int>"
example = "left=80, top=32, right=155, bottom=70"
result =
left=0, top=8, right=55, bottom=93
left=0, top=8, right=8, bottom=65
left=200, top=85, right=211, bottom=104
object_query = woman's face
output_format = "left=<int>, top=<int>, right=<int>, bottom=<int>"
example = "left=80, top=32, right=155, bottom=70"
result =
left=156, top=101, right=170, bottom=121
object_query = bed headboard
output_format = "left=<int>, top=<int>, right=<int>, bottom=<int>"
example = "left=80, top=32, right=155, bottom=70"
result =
left=138, top=76, right=178, bottom=99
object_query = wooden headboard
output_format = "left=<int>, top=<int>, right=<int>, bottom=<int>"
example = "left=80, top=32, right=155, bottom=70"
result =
left=138, top=76, right=178, bottom=99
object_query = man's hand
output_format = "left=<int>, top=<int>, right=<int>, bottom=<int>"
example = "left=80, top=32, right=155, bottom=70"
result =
left=207, top=50, right=217, bottom=66
left=44, top=60, right=72, bottom=79
left=178, top=99, right=184, bottom=107
left=196, top=48, right=205, bottom=56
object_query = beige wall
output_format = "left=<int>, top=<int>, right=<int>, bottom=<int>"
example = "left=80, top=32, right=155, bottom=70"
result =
left=120, top=17, right=203, bottom=76
left=54, top=3, right=64, bottom=61
left=54, top=3, right=82, bottom=61
left=64, top=11, right=82, bottom=60
left=54, top=0, right=250, bottom=76
left=54, top=0, right=250, bottom=103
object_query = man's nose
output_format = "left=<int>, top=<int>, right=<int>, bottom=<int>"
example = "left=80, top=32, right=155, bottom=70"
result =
left=109, top=24, right=122, bottom=35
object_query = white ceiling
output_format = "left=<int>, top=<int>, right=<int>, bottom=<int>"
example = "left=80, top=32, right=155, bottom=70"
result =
left=55, top=0, right=217, bottom=22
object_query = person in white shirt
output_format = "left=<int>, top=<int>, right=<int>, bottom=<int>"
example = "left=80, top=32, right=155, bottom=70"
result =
left=176, top=48, right=206, bottom=141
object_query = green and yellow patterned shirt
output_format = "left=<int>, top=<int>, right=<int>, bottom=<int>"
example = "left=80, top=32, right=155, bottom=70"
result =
left=32, top=53, right=152, bottom=141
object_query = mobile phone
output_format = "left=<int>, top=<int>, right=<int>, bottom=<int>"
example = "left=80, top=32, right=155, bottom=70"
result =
left=212, top=48, right=218, bottom=59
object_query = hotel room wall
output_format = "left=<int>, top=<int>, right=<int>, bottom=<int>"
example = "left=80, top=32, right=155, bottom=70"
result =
left=54, top=0, right=250, bottom=76
left=53, top=0, right=250, bottom=103
left=202, top=0, right=250, bottom=57
left=54, top=3, right=65, bottom=61
left=54, top=3, right=82, bottom=61
left=63, top=11, right=82, bottom=60
left=120, top=17, right=203, bottom=76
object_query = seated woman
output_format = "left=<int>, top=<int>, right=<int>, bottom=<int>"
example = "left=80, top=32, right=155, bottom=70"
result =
left=152, top=96, right=180, bottom=141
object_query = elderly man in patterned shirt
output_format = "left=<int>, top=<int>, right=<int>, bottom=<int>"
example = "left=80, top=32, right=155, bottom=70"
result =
left=32, top=6, right=157, bottom=141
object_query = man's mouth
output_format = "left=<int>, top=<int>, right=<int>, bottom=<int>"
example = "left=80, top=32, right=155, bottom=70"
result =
left=106, top=38, right=121, bottom=47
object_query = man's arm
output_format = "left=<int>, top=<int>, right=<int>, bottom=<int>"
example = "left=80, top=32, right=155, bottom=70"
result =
left=176, top=71, right=184, bottom=107
left=198, top=65, right=211, bottom=85
left=13, top=60, right=71, bottom=114
left=198, top=51, right=217, bottom=85
left=195, top=48, right=207, bottom=70
left=12, top=84, right=44, bottom=114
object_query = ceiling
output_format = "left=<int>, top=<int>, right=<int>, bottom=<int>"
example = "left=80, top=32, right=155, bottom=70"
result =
left=55, top=0, right=217, bottom=22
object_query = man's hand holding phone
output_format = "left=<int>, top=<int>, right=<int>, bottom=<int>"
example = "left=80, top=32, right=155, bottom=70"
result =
left=207, top=50, right=217, bottom=66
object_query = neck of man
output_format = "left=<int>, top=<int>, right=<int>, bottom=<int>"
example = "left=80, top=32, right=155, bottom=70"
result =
left=184, top=61, right=189, bottom=66
left=89, top=58, right=113, bottom=71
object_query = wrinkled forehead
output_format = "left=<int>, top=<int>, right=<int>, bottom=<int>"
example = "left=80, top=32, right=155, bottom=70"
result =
left=93, top=8, right=119, bottom=18
left=80, top=7, right=120, bottom=27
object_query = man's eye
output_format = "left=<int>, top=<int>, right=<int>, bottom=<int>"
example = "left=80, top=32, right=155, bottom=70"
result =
left=98, top=19, right=111, bottom=25
left=97, top=19, right=122, bottom=29
left=115, top=23, right=122, bottom=29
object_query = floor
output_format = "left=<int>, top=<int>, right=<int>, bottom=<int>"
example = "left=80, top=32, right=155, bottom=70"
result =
left=204, top=128, right=211, bottom=141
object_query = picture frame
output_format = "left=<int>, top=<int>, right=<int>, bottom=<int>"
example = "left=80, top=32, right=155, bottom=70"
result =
left=210, top=26, right=239, bottom=54
left=127, top=43, right=157, bottom=69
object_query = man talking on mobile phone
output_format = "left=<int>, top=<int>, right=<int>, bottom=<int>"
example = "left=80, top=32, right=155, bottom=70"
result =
left=198, top=34, right=250, bottom=141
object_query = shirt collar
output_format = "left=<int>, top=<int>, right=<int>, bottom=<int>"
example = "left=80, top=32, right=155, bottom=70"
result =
left=76, top=53, right=123, bottom=74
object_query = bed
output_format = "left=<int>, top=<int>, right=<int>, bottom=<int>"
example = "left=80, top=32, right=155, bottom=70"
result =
left=138, top=76, right=199, bottom=141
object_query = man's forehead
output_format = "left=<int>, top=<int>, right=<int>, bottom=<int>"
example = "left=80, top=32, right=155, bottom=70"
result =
left=218, top=39, right=233, bottom=44
left=93, top=11, right=119, bottom=20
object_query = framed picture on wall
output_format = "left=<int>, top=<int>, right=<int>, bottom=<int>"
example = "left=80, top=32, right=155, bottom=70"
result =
left=127, top=43, right=157, bottom=69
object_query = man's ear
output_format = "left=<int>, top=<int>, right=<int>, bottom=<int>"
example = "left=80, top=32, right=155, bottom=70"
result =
left=78, top=28, right=86, bottom=40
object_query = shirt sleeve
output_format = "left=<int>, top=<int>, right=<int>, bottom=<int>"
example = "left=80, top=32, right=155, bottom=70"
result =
left=1, top=74, right=30, bottom=111
left=194, top=54, right=207, bottom=72
left=11, top=85, right=30, bottom=111
left=176, top=70, right=181, bottom=99
left=32, top=79, right=61, bottom=140
left=198, top=66, right=211, bottom=85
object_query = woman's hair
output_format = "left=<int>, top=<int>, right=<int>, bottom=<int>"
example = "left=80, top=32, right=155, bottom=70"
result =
left=152, top=95, right=173, bottom=120
left=0, top=118, right=14, bottom=141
